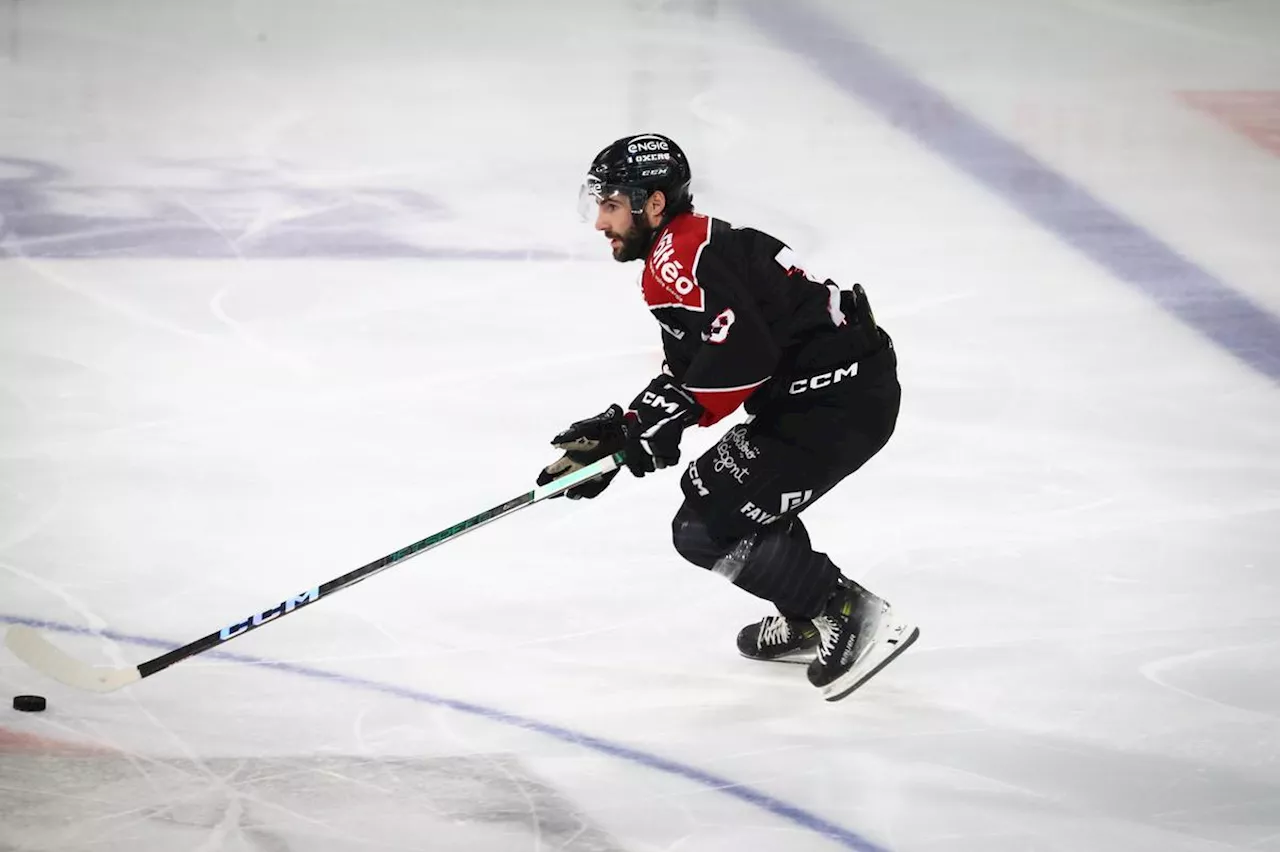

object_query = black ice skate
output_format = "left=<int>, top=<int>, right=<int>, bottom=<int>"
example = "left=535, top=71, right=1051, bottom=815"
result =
left=807, top=577, right=919, bottom=702
left=736, top=614, right=819, bottom=663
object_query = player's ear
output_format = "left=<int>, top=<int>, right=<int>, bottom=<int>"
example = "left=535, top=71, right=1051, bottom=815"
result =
left=646, top=190, right=667, bottom=224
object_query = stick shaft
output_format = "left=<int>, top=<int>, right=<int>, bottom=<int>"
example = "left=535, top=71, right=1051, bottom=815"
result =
left=134, top=452, right=623, bottom=679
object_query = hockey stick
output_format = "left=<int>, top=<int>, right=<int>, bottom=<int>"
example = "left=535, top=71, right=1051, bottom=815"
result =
left=5, top=453, right=625, bottom=693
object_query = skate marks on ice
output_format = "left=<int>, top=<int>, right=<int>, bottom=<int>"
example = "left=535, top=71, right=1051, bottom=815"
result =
left=1139, top=641, right=1280, bottom=720
left=0, top=615, right=892, bottom=852
left=0, top=752, right=627, bottom=852
left=0, top=156, right=574, bottom=261
left=860, top=716, right=1280, bottom=850
left=0, top=296, right=655, bottom=466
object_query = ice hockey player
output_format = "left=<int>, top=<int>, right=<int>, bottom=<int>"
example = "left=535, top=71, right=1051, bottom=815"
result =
left=538, top=133, right=918, bottom=702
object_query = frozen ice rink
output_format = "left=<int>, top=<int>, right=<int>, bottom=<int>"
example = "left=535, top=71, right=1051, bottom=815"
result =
left=2, top=0, right=1279, bottom=849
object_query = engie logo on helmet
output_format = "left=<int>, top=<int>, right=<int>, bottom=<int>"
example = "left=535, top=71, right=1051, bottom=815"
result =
left=629, top=138, right=670, bottom=153
left=650, top=231, right=696, bottom=296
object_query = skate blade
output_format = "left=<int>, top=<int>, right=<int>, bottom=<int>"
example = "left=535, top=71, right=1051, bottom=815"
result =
left=821, top=619, right=920, bottom=703
left=739, top=649, right=816, bottom=665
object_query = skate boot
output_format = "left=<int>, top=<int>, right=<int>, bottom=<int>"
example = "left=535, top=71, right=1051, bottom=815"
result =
left=736, top=614, right=819, bottom=663
left=807, top=576, right=919, bottom=702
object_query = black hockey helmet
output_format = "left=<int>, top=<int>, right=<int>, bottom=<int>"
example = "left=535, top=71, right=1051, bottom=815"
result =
left=578, top=133, right=692, bottom=220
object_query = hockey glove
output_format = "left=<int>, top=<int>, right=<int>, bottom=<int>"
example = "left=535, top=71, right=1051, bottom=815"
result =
left=537, top=404, right=628, bottom=499
left=624, top=376, right=704, bottom=476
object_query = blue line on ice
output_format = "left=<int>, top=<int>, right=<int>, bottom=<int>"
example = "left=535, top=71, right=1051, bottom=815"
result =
left=0, top=614, right=889, bottom=852
left=742, top=0, right=1280, bottom=384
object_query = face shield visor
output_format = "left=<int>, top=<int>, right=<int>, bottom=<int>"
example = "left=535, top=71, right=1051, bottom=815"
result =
left=577, top=175, right=650, bottom=222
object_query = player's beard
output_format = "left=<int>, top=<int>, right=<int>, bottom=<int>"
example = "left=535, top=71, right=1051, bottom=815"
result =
left=609, top=214, right=656, bottom=263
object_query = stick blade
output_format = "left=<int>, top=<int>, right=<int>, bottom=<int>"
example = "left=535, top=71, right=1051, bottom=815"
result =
left=4, top=626, right=141, bottom=693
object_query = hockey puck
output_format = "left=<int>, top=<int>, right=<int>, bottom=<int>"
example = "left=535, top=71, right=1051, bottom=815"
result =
left=12, top=695, right=46, bottom=713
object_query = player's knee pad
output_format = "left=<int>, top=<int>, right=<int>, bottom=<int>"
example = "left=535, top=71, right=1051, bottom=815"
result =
left=671, top=502, right=838, bottom=618
left=671, top=501, right=737, bottom=571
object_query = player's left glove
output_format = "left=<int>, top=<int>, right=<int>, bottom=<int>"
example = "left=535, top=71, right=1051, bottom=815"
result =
left=537, top=404, right=628, bottom=499
left=624, top=376, right=704, bottom=476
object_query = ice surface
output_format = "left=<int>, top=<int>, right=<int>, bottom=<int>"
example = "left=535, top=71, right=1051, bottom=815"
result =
left=2, top=1, right=1278, bottom=850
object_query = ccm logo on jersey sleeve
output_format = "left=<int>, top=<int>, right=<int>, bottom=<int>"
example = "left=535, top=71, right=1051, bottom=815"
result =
left=788, top=362, right=859, bottom=395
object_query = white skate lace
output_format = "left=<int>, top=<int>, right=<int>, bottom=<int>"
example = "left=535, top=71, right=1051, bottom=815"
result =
left=813, top=614, right=841, bottom=664
left=758, top=615, right=792, bottom=648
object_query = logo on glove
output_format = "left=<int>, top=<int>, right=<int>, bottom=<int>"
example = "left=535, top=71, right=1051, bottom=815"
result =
left=641, top=391, right=683, bottom=415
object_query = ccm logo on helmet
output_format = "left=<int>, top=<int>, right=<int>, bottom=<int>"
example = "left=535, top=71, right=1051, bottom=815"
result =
left=789, top=363, right=858, bottom=395
left=629, top=139, right=670, bottom=153
left=650, top=231, right=697, bottom=296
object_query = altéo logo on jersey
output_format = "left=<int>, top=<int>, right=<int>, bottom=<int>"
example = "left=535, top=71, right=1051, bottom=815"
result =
left=650, top=230, right=696, bottom=295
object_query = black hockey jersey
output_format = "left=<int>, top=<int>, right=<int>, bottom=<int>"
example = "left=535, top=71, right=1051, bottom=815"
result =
left=638, top=211, right=882, bottom=426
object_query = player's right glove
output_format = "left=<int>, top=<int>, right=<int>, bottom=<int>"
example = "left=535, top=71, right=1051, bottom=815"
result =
left=537, top=404, right=628, bottom=499
left=623, top=376, right=703, bottom=476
